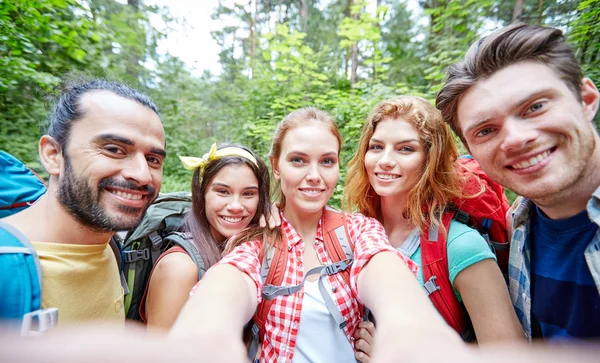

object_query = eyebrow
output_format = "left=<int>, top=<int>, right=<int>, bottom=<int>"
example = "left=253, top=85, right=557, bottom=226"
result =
left=465, top=88, right=554, bottom=135
left=287, top=151, right=339, bottom=157
left=515, top=89, right=553, bottom=109
left=369, top=138, right=420, bottom=144
left=211, top=182, right=259, bottom=190
left=94, top=133, right=167, bottom=157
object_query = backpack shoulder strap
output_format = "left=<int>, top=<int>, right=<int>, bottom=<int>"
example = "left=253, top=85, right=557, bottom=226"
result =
left=0, top=221, right=58, bottom=336
left=254, top=240, right=288, bottom=340
left=108, top=235, right=129, bottom=294
left=322, top=207, right=353, bottom=286
left=164, top=232, right=206, bottom=280
left=420, top=212, right=466, bottom=333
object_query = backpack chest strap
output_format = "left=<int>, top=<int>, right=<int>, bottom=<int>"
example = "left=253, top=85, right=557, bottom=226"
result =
left=262, top=258, right=353, bottom=329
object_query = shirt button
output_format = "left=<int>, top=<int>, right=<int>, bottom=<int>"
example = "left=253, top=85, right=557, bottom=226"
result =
left=522, top=292, right=527, bottom=300
left=332, top=287, right=337, bottom=293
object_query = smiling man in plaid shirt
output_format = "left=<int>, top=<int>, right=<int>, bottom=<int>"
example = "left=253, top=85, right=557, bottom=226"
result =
left=437, top=24, right=600, bottom=341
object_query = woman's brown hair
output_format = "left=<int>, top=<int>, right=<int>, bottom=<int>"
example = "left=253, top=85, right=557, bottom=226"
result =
left=183, top=143, right=270, bottom=268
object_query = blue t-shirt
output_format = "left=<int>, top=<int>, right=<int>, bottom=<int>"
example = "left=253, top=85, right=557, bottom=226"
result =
left=409, top=220, right=496, bottom=302
left=530, top=206, right=600, bottom=341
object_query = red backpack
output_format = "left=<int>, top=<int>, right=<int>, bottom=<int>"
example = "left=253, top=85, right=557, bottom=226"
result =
left=420, top=156, right=510, bottom=335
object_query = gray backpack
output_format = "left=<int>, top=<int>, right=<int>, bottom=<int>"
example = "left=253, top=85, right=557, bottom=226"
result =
left=121, top=192, right=205, bottom=321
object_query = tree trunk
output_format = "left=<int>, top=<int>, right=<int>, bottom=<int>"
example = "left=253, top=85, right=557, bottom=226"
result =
left=249, top=0, right=256, bottom=59
left=537, top=0, right=543, bottom=25
left=127, top=0, right=141, bottom=80
left=249, top=0, right=256, bottom=78
left=300, top=0, right=308, bottom=27
left=350, top=0, right=359, bottom=88
left=344, top=0, right=351, bottom=80
left=512, top=0, right=524, bottom=23
left=373, top=0, right=382, bottom=81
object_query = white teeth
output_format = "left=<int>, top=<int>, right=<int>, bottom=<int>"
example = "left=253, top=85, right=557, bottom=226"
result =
left=300, top=189, right=322, bottom=195
left=512, top=150, right=551, bottom=169
left=376, top=173, right=400, bottom=180
left=111, top=190, right=142, bottom=200
left=222, top=216, right=243, bottom=223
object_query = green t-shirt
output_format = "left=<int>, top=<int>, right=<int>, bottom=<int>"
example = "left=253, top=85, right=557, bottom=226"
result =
left=408, top=220, right=496, bottom=302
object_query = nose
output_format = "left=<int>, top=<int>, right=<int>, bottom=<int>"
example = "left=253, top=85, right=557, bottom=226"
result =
left=122, top=153, right=153, bottom=186
left=377, top=148, right=395, bottom=169
left=305, top=163, right=322, bottom=183
left=499, top=118, right=539, bottom=153
left=227, top=195, right=244, bottom=213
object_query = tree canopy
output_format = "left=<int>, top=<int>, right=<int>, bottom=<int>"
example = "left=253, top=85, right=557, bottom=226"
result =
left=1, top=0, right=598, bottom=205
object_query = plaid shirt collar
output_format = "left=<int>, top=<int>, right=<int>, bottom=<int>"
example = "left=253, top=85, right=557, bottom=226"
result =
left=279, top=210, right=325, bottom=248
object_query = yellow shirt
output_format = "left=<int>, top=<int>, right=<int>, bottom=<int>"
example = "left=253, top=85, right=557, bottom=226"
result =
left=32, top=241, right=125, bottom=325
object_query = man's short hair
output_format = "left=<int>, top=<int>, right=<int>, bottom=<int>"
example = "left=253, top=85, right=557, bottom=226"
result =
left=436, top=23, right=583, bottom=143
left=47, top=79, right=159, bottom=151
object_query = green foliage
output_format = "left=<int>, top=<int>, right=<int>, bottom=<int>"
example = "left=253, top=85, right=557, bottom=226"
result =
left=2, top=0, right=597, bottom=208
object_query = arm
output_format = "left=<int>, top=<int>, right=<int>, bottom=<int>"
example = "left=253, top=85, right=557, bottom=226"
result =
left=145, top=252, right=199, bottom=331
left=454, top=259, right=524, bottom=344
left=168, top=239, right=263, bottom=362
left=357, top=251, right=461, bottom=340
left=348, top=214, right=464, bottom=362
left=169, top=264, right=257, bottom=362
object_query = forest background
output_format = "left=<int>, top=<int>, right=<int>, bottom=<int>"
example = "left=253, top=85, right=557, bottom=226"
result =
left=1, top=0, right=599, bottom=206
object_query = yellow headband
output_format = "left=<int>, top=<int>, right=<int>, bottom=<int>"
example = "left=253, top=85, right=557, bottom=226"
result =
left=179, top=143, right=258, bottom=173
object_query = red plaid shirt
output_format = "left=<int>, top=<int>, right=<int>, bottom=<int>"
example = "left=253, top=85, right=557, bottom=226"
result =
left=212, top=210, right=417, bottom=363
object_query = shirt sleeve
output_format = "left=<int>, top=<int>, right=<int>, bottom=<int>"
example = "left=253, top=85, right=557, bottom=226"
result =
left=447, top=220, right=496, bottom=286
left=190, top=238, right=264, bottom=304
left=346, top=212, right=419, bottom=297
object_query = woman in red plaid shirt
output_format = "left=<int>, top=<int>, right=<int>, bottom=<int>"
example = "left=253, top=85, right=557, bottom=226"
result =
left=171, top=107, right=462, bottom=362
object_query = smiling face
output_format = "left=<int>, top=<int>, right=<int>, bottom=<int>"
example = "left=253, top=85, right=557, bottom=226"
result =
left=272, top=121, right=340, bottom=218
left=57, top=91, right=165, bottom=231
left=204, top=164, right=259, bottom=244
left=364, top=118, right=426, bottom=200
left=457, top=61, right=600, bottom=201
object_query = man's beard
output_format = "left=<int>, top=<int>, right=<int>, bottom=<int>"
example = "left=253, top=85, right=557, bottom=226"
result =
left=58, top=154, right=156, bottom=232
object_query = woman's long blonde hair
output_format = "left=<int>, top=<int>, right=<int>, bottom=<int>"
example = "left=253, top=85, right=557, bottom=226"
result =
left=344, top=96, right=463, bottom=233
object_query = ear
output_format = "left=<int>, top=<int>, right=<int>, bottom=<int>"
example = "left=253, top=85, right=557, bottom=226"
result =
left=39, top=135, right=63, bottom=177
left=580, top=78, right=599, bottom=123
left=270, top=156, right=280, bottom=181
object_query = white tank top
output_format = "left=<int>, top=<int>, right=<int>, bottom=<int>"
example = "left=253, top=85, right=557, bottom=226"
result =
left=292, top=279, right=356, bottom=363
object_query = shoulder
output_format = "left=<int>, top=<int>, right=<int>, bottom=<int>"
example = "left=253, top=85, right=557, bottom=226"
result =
left=447, top=220, right=496, bottom=284
left=447, top=220, right=493, bottom=252
left=342, top=211, right=382, bottom=228
left=152, top=249, right=198, bottom=282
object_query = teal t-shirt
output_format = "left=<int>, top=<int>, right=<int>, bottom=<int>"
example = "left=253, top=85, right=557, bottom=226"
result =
left=408, top=220, right=496, bottom=302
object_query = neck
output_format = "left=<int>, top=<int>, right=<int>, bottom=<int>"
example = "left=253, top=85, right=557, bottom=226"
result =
left=380, top=195, right=414, bottom=249
left=535, top=147, right=600, bottom=220
left=6, top=190, right=113, bottom=245
left=283, top=205, right=323, bottom=237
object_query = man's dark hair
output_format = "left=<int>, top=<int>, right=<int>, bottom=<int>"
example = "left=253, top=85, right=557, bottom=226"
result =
left=436, top=23, right=583, bottom=144
left=47, top=79, right=159, bottom=150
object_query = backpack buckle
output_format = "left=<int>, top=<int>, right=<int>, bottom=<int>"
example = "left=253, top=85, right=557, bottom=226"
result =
left=423, top=275, right=441, bottom=296
left=455, top=210, right=470, bottom=224
left=123, top=248, right=150, bottom=263
left=20, top=308, right=58, bottom=337
left=324, top=259, right=352, bottom=275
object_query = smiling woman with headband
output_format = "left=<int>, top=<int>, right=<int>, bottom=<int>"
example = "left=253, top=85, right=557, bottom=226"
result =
left=142, top=143, right=271, bottom=331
